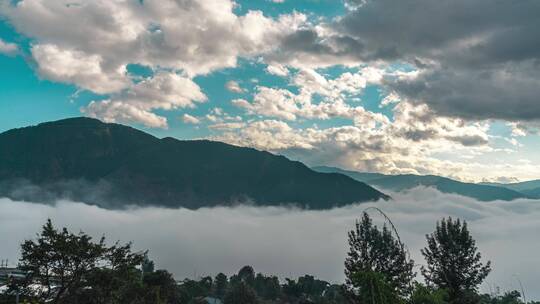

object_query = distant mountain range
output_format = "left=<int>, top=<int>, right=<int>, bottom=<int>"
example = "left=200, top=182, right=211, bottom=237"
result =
left=480, top=180, right=540, bottom=198
left=0, top=118, right=388, bottom=209
left=312, top=166, right=537, bottom=201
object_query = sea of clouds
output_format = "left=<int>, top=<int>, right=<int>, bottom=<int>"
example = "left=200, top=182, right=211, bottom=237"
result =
left=1, top=187, right=539, bottom=299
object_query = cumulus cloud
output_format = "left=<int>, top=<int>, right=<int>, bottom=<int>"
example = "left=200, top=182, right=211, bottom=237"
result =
left=182, top=114, right=200, bottom=125
left=82, top=72, right=207, bottom=128
left=83, top=100, right=168, bottom=128
left=266, top=62, right=289, bottom=76
left=225, top=80, right=245, bottom=93
left=0, top=38, right=18, bottom=56
left=1, top=0, right=307, bottom=126
left=268, top=0, right=540, bottom=124
left=208, top=122, right=246, bottom=130
left=233, top=67, right=386, bottom=121
left=3, top=0, right=540, bottom=126
left=2, top=0, right=306, bottom=76
left=0, top=188, right=539, bottom=299
left=31, top=44, right=129, bottom=94
left=220, top=93, right=497, bottom=180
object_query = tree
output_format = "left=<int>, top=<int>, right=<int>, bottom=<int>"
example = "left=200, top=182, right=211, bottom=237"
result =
left=178, top=277, right=213, bottom=302
left=348, top=271, right=403, bottom=304
left=282, top=275, right=329, bottom=302
left=143, top=269, right=181, bottom=303
left=214, top=273, right=229, bottom=299
left=141, top=254, right=155, bottom=274
left=478, top=290, right=537, bottom=304
left=410, top=283, right=449, bottom=304
left=223, top=282, right=259, bottom=304
left=253, top=273, right=281, bottom=300
left=345, top=212, right=414, bottom=299
left=238, top=265, right=255, bottom=286
left=421, top=217, right=491, bottom=302
left=319, top=284, right=348, bottom=304
left=18, top=219, right=145, bottom=304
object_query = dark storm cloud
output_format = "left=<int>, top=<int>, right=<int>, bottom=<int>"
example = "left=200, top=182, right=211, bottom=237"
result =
left=337, top=0, right=540, bottom=62
left=390, top=65, right=540, bottom=121
left=277, top=0, right=540, bottom=121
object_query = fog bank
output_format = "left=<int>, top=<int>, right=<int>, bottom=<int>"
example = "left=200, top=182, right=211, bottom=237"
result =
left=1, top=187, right=539, bottom=299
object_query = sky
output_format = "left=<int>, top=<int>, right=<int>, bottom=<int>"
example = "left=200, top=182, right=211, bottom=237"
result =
left=1, top=0, right=540, bottom=182
left=1, top=188, right=539, bottom=299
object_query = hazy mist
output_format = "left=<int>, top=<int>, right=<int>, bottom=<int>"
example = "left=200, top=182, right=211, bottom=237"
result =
left=1, top=188, right=538, bottom=299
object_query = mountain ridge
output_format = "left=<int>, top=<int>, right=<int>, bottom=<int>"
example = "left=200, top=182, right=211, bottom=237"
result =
left=0, top=117, right=388, bottom=209
left=312, top=166, right=533, bottom=201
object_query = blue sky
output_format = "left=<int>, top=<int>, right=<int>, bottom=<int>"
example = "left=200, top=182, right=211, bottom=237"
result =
left=1, top=0, right=540, bottom=182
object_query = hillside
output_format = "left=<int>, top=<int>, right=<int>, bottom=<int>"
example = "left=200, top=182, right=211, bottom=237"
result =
left=0, top=118, right=388, bottom=209
left=313, top=166, right=530, bottom=201
left=481, top=180, right=540, bottom=198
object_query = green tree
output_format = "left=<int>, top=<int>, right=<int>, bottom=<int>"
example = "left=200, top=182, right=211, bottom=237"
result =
left=214, top=273, right=229, bottom=299
left=410, top=283, right=449, bottom=304
left=18, top=219, right=145, bottom=304
left=282, top=275, right=330, bottom=303
left=141, top=254, right=155, bottom=274
left=253, top=273, right=281, bottom=300
left=478, top=290, right=533, bottom=304
left=143, top=270, right=181, bottom=303
left=319, top=284, right=348, bottom=304
left=238, top=265, right=255, bottom=286
left=348, top=271, right=403, bottom=304
left=178, top=277, right=213, bottom=303
left=223, top=282, right=259, bottom=304
left=421, top=217, right=491, bottom=302
left=345, top=212, right=414, bottom=299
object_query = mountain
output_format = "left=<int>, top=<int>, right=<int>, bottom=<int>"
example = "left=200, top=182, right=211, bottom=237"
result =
left=481, top=180, right=540, bottom=198
left=0, top=118, right=388, bottom=209
left=311, top=166, right=387, bottom=183
left=312, top=166, right=531, bottom=201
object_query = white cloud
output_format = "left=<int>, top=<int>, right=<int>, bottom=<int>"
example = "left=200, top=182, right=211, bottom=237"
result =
left=0, top=38, right=18, bottom=56
left=1, top=0, right=309, bottom=127
left=208, top=122, right=246, bottom=130
left=1, top=189, right=539, bottom=299
left=32, top=44, right=129, bottom=94
left=182, top=114, right=200, bottom=125
left=233, top=68, right=387, bottom=121
left=2, top=0, right=307, bottom=77
left=266, top=63, right=289, bottom=76
left=217, top=65, right=509, bottom=181
left=225, top=80, right=245, bottom=93
left=213, top=99, right=515, bottom=181
left=82, top=72, right=206, bottom=128
left=83, top=100, right=168, bottom=128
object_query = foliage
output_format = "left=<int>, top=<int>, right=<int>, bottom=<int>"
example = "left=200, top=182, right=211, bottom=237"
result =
left=14, top=219, right=185, bottom=304
left=4, top=217, right=537, bottom=304
left=345, top=212, right=414, bottom=299
left=282, top=274, right=329, bottom=303
left=346, top=271, right=403, bottom=304
left=410, top=283, right=449, bottom=304
left=18, top=219, right=145, bottom=304
left=213, top=273, right=228, bottom=299
left=478, top=290, right=540, bottom=304
left=141, top=254, right=155, bottom=274
left=253, top=273, right=281, bottom=300
left=223, top=282, right=259, bottom=304
left=421, top=217, right=491, bottom=302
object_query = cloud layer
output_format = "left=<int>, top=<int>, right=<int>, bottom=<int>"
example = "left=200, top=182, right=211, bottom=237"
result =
left=1, top=0, right=306, bottom=127
left=2, top=0, right=540, bottom=181
left=1, top=188, right=539, bottom=299
left=275, top=0, right=540, bottom=121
